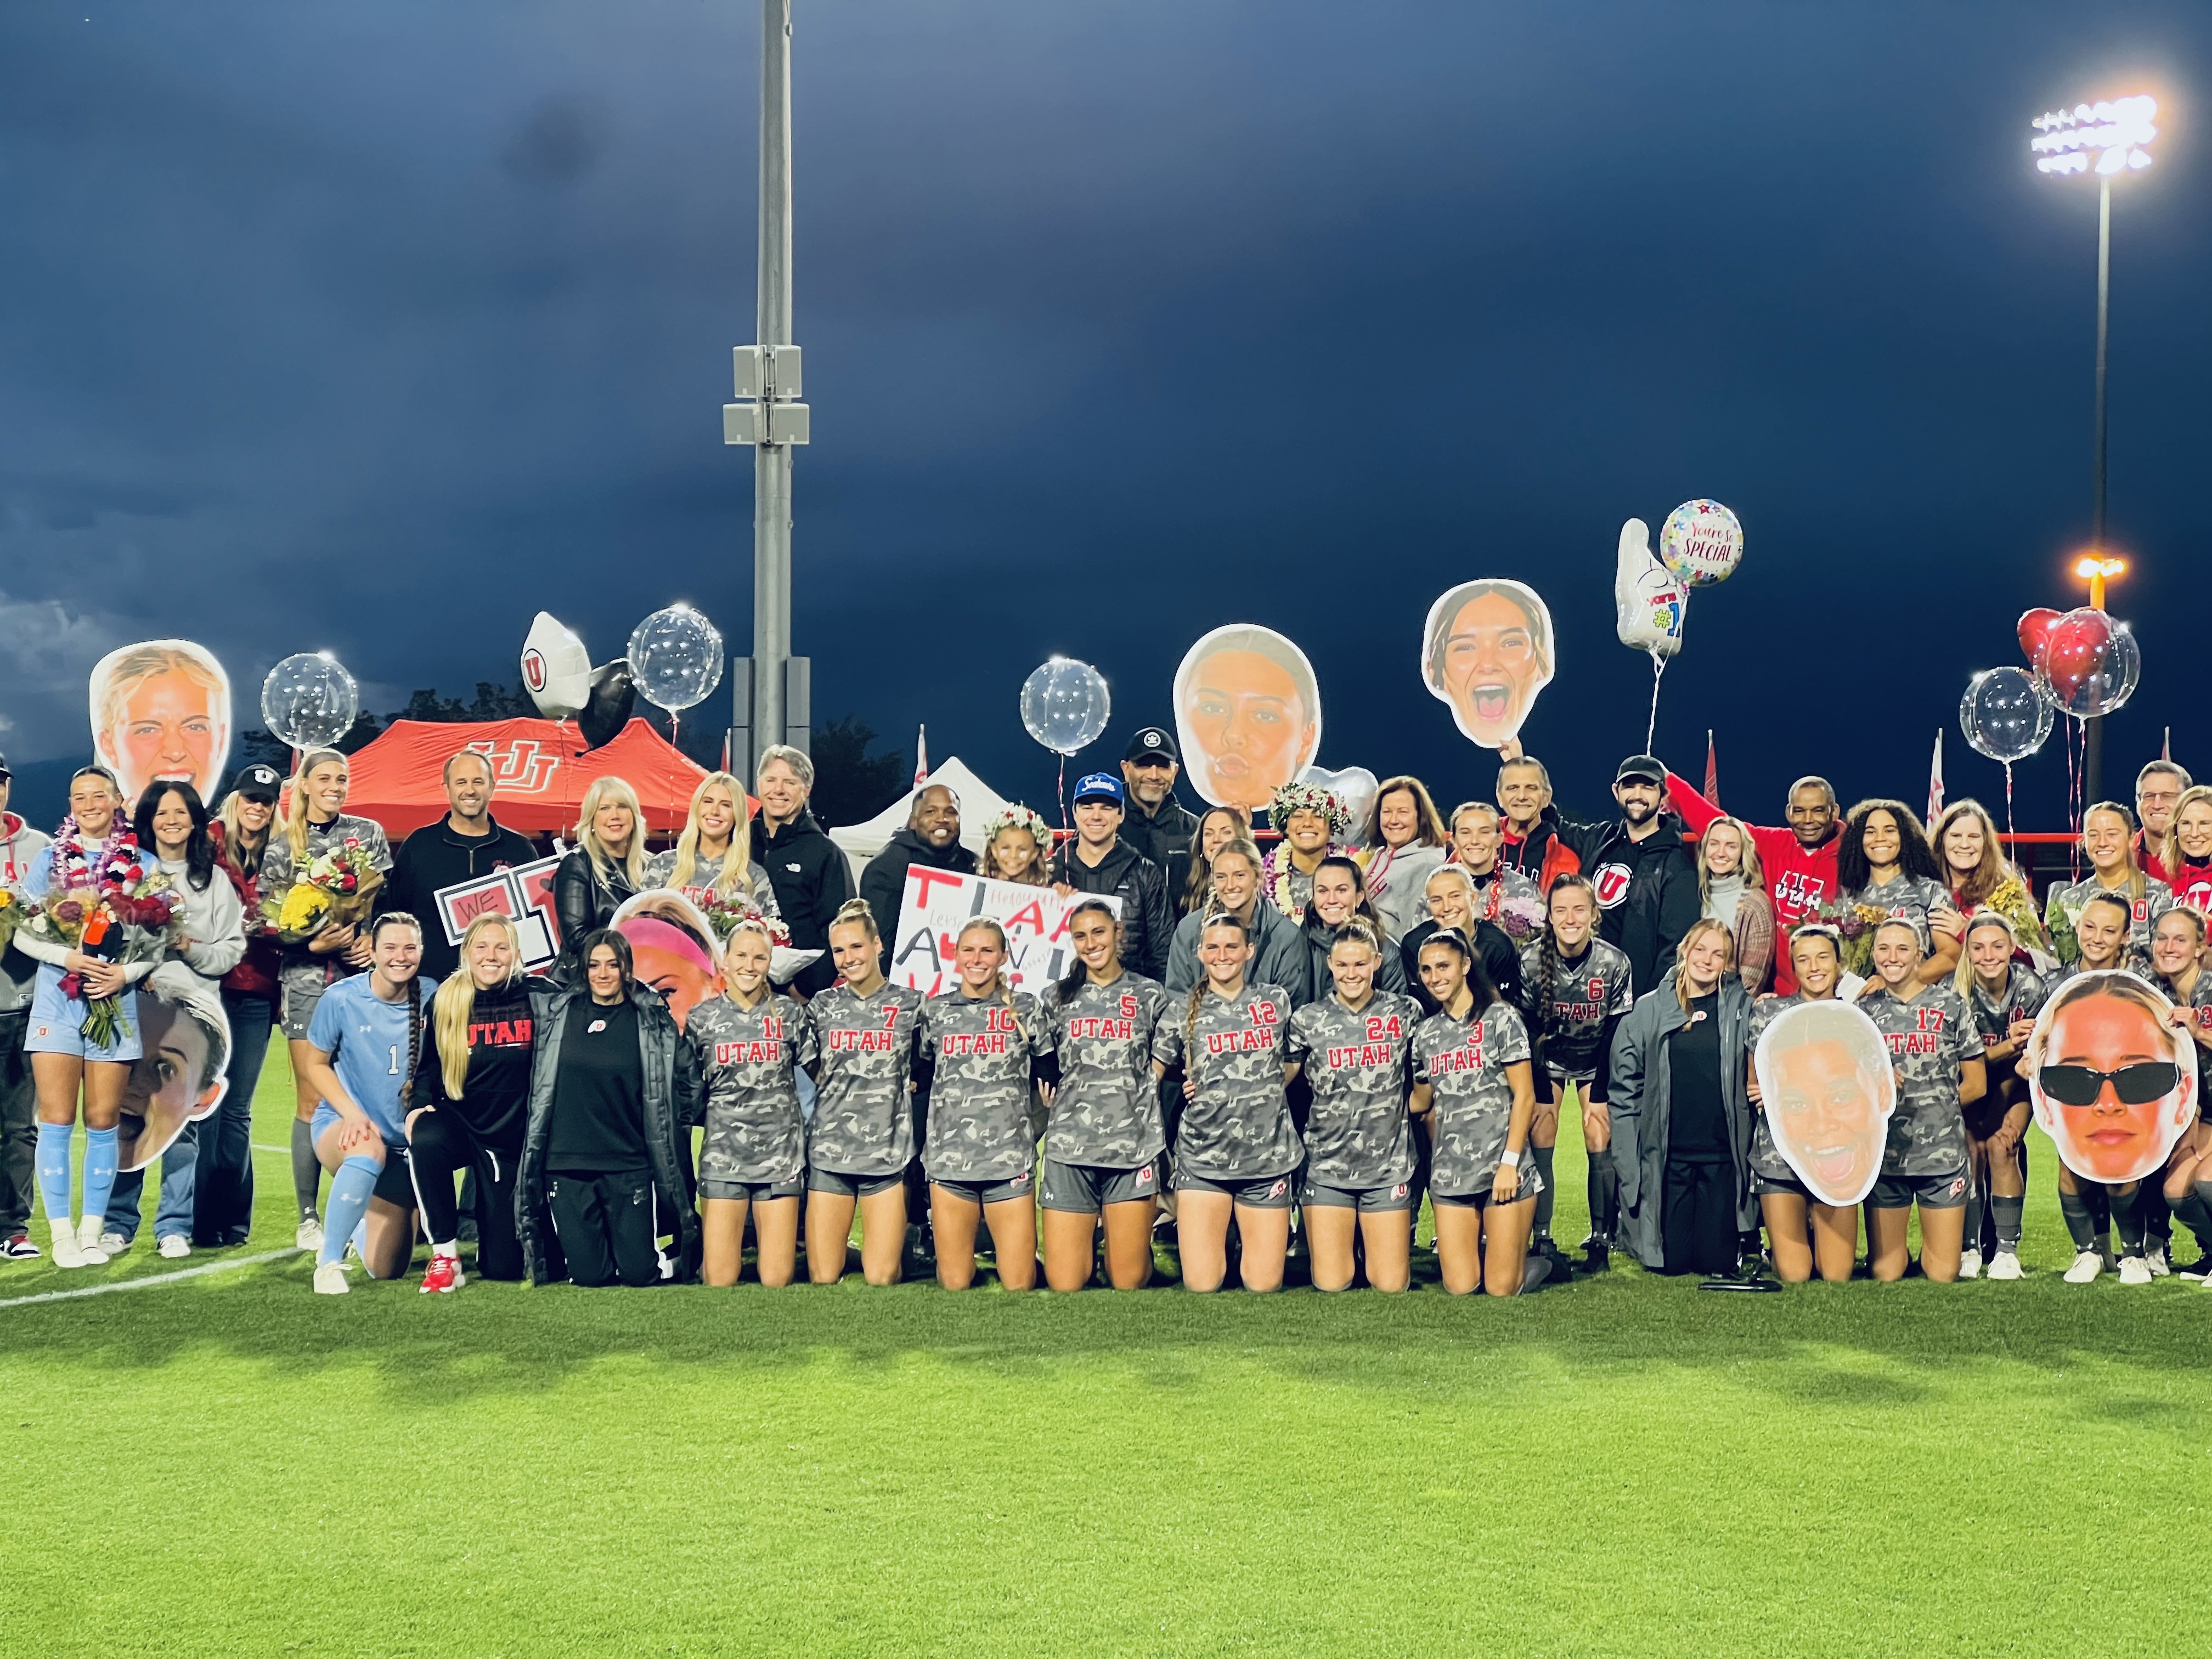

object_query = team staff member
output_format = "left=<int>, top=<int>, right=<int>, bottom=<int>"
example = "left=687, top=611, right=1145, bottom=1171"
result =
left=1666, top=768, right=1843, bottom=996
left=685, top=916, right=807, bottom=1288
left=408, top=914, right=537, bottom=1291
left=1546, top=754, right=1701, bottom=995
left=0, top=752, right=50, bottom=1260
left=297, top=912, right=432, bottom=1294
left=860, top=785, right=975, bottom=975
left=1494, top=751, right=1579, bottom=893
left=1039, top=901, right=1173, bottom=1292
left=1358, top=777, right=1451, bottom=942
left=1152, top=911, right=1302, bottom=1294
left=380, top=749, right=537, bottom=984
left=1520, top=873, right=1634, bottom=1269
left=1119, top=726, right=1201, bottom=900
left=1051, top=774, right=1172, bottom=983
left=1287, top=921, right=1422, bottom=1293
left=800, top=899, right=927, bottom=1286
left=752, top=745, right=853, bottom=999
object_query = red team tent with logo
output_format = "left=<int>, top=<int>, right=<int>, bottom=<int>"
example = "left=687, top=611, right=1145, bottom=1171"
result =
left=320, top=718, right=711, bottom=840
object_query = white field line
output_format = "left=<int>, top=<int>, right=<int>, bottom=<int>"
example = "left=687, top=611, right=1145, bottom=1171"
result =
left=0, top=1248, right=303, bottom=1308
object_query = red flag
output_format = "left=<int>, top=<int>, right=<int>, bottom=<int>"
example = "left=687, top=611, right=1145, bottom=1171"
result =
left=1927, top=727, right=1945, bottom=825
left=1703, top=730, right=1720, bottom=807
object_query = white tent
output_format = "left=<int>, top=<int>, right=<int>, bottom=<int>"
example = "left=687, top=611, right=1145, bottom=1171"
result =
left=827, top=757, right=1024, bottom=885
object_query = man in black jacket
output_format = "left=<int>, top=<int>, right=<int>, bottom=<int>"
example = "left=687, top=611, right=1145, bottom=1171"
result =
left=1049, top=773, right=1172, bottom=982
left=859, top=783, right=976, bottom=974
left=381, top=749, right=541, bottom=982
left=1551, top=754, right=1700, bottom=997
left=750, top=745, right=852, bottom=998
left=1118, top=726, right=1200, bottom=902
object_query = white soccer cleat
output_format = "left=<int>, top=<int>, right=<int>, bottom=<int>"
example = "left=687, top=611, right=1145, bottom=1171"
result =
left=157, top=1235, right=191, bottom=1260
left=312, top=1260, right=351, bottom=1295
left=48, top=1222, right=88, bottom=1269
left=2118, top=1255, right=2154, bottom=1285
left=2145, top=1246, right=2171, bottom=1277
left=1987, top=1250, right=2023, bottom=1280
left=296, top=1217, right=325, bottom=1252
left=2064, top=1249, right=2103, bottom=1284
left=1957, top=1248, right=1982, bottom=1280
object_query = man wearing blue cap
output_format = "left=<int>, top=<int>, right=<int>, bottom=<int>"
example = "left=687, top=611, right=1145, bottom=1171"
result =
left=1051, top=773, right=1171, bottom=982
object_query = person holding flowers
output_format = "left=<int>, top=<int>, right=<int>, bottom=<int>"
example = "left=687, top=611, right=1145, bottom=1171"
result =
left=10, top=766, right=180, bottom=1267
left=2044, top=801, right=2172, bottom=970
left=258, top=747, right=392, bottom=1251
left=642, top=772, right=781, bottom=921
left=1833, top=799, right=1962, bottom=984
left=1932, top=799, right=2052, bottom=967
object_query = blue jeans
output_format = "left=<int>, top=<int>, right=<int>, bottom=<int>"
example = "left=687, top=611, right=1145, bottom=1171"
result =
left=105, top=1123, right=198, bottom=1245
left=195, top=991, right=272, bottom=1246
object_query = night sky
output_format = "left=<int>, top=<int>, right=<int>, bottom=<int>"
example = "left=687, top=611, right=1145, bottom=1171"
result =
left=3, top=3, right=2207, bottom=832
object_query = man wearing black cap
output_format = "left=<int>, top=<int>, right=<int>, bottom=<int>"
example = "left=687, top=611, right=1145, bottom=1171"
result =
left=1553, top=755, right=1700, bottom=995
left=380, top=749, right=540, bottom=983
left=1051, top=774, right=1171, bottom=981
left=1119, top=727, right=1199, bottom=902
left=0, top=752, right=52, bottom=1258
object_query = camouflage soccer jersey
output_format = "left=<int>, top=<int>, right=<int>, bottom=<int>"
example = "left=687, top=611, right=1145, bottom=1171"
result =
left=1152, top=982, right=1302, bottom=1182
left=1518, top=936, right=1634, bottom=1078
left=1286, top=990, right=1420, bottom=1190
left=685, top=992, right=806, bottom=1186
left=1846, top=873, right=1953, bottom=956
left=1412, top=1000, right=1532, bottom=1198
left=798, top=981, right=926, bottom=1177
left=916, top=989, right=1051, bottom=1184
left=2045, top=875, right=2173, bottom=965
left=1037, top=972, right=1175, bottom=1167
left=1859, top=982, right=1978, bottom=1176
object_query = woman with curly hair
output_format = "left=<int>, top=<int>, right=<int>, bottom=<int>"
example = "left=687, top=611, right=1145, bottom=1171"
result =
left=1933, top=799, right=2051, bottom=966
left=1259, top=780, right=1348, bottom=921
left=1836, top=798, right=1963, bottom=985
left=977, top=805, right=1053, bottom=885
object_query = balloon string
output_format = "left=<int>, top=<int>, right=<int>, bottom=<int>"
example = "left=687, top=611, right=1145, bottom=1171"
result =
left=1645, top=652, right=1668, bottom=754
left=2004, top=761, right=2016, bottom=846
left=1058, top=755, right=1069, bottom=848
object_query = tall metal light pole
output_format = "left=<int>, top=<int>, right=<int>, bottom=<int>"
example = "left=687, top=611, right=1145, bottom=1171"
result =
left=2031, top=94, right=2155, bottom=805
left=725, top=0, right=811, bottom=777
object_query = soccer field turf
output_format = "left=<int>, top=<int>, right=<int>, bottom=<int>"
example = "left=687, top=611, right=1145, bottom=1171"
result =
left=3, top=1040, right=2208, bottom=1656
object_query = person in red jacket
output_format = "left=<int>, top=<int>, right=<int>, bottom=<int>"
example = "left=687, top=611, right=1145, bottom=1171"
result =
left=1666, top=770, right=1840, bottom=996
left=1493, top=749, right=1581, bottom=894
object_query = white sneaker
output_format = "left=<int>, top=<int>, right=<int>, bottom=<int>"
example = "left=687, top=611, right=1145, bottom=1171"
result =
left=2064, top=1249, right=2103, bottom=1284
left=2146, top=1246, right=2171, bottom=1277
left=99, top=1231, right=131, bottom=1257
left=48, top=1221, right=88, bottom=1269
left=157, top=1235, right=191, bottom=1260
left=296, top=1217, right=324, bottom=1252
left=2119, top=1255, right=2154, bottom=1285
left=312, top=1260, right=351, bottom=1295
left=78, top=1215, right=108, bottom=1251
left=1988, top=1250, right=2023, bottom=1280
left=1958, top=1248, right=1983, bottom=1280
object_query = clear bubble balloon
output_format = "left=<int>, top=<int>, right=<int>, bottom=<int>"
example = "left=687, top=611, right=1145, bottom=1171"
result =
left=1020, top=657, right=1110, bottom=757
left=2034, top=608, right=2141, bottom=720
left=627, top=604, right=725, bottom=713
left=1959, top=668, right=2052, bottom=763
left=1658, top=499, right=1745, bottom=588
left=261, top=652, right=360, bottom=750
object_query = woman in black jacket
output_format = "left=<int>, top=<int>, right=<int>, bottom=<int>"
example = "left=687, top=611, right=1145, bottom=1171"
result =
left=517, top=929, right=703, bottom=1286
left=407, top=913, right=538, bottom=1290
left=554, top=777, right=646, bottom=975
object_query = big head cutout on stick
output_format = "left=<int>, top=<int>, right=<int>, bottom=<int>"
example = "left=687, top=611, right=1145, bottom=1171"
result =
left=1420, top=579, right=1555, bottom=749
left=1173, top=624, right=1322, bottom=812
left=89, top=641, right=232, bottom=809
left=1753, top=999, right=1897, bottom=1206
left=119, top=962, right=232, bottom=1172
left=2025, top=970, right=2197, bottom=1186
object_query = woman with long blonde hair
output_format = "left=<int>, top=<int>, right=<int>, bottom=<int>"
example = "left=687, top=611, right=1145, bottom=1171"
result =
left=406, top=913, right=536, bottom=1288
left=2044, top=800, right=2173, bottom=967
left=555, top=776, right=646, bottom=973
left=257, top=746, right=394, bottom=1252
left=644, top=772, right=781, bottom=917
left=1695, top=816, right=1774, bottom=994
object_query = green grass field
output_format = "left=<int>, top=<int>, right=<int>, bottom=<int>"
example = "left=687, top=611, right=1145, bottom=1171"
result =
left=4, top=1038, right=2210, bottom=1656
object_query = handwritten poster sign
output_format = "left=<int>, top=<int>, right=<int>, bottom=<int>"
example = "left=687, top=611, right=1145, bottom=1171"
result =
left=431, top=855, right=563, bottom=968
left=890, top=867, right=1121, bottom=997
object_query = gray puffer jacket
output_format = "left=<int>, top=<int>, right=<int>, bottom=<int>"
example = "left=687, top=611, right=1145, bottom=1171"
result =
left=1164, top=897, right=1312, bottom=1006
left=1606, top=978, right=1756, bottom=1269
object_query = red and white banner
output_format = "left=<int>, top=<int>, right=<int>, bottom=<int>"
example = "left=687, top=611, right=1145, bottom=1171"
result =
left=432, top=855, right=563, bottom=968
left=889, top=867, right=1120, bottom=997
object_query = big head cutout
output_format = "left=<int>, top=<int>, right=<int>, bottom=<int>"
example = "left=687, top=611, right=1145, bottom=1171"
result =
left=1753, top=999, right=1897, bottom=1206
left=610, top=889, right=725, bottom=1034
left=1173, top=624, right=1322, bottom=813
left=2025, top=970, right=2198, bottom=1186
left=89, top=640, right=233, bottom=810
left=1420, top=579, right=1555, bottom=749
left=119, top=962, right=233, bottom=1172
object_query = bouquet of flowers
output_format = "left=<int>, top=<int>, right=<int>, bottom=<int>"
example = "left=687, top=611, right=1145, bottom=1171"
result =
left=698, top=890, right=793, bottom=947
left=266, top=840, right=383, bottom=945
left=24, top=828, right=181, bottom=1048
left=1793, top=897, right=1891, bottom=974
left=1492, top=891, right=1548, bottom=943
left=0, top=889, right=18, bottom=957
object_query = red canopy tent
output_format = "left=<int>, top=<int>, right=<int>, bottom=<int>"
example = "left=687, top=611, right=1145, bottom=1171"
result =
left=314, top=717, right=711, bottom=840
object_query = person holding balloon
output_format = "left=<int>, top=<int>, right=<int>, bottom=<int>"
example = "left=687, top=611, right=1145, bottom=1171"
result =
left=2044, top=803, right=2172, bottom=970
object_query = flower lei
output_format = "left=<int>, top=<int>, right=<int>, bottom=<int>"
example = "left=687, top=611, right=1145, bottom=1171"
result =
left=1268, top=780, right=1352, bottom=839
left=49, top=815, right=144, bottom=898
left=981, top=805, right=1054, bottom=854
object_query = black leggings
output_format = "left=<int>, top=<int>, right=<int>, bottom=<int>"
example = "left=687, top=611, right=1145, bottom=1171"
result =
left=548, top=1169, right=663, bottom=1287
left=405, top=1110, right=525, bottom=1281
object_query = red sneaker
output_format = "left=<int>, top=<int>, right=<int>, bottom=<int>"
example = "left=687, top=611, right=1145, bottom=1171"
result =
left=419, top=1252, right=463, bottom=1294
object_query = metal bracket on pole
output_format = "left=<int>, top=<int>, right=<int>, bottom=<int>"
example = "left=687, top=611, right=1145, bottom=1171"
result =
left=727, top=655, right=753, bottom=785
left=725, top=345, right=809, bottom=447
left=785, top=656, right=811, bottom=757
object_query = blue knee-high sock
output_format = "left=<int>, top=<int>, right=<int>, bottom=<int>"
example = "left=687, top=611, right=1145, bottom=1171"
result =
left=319, top=1156, right=380, bottom=1267
left=81, top=1126, right=120, bottom=1224
left=35, top=1122, right=74, bottom=1226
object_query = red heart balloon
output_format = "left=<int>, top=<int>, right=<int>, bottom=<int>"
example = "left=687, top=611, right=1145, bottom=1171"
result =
left=2041, top=609, right=2113, bottom=705
left=2017, top=607, right=2062, bottom=670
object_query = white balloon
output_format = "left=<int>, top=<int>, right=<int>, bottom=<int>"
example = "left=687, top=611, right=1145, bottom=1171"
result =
left=1613, top=519, right=1688, bottom=658
left=260, top=653, right=360, bottom=751
left=520, top=612, right=592, bottom=720
left=627, top=605, right=725, bottom=714
left=1300, top=765, right=1379, bottom=835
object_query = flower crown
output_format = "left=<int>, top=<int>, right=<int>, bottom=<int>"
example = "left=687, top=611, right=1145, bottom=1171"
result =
left=981, top=805, right=1054, bottom=846
left=1270, top=780, right=1351, bottom=838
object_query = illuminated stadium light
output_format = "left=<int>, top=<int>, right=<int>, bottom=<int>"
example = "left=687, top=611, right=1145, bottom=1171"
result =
left=2031, top=95, right=2157, bottom=176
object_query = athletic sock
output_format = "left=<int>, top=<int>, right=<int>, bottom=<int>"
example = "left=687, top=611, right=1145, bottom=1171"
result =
left=291, top=1118, right=322, bottom=1220
left=1587, top=1149, right=1617, bottom=1239
left=1991, top=1194, right=2025, bottom=1252
left=2111, top=1184, right=2147, bottom=1257
left=351, top=1218, right=369, bottom=1259
left=80, top=1126, right=119, bottom=1227
left=2059, top=1190, right=2097, bottom=1252
left=2085, top=1183, right=2113, bottom=1256
left=35, top=1122, right=73, bottom=1225
left=1962, top=1178, right=1985, bottom=1255
left=318, top=1156, right=380, bottom=1268
left=2191, top=1182, right=2212, bottom=1257
left=1530, top=1145, right=1556, bottom=1243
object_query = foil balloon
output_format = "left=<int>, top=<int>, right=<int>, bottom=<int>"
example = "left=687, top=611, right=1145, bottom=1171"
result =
left=1658, top=499, right=1745, bottom=587
left=1019, top=657, right=1111, bottom=757
left=1173, top=624, right=1322, bottom=812
left=577, top=661, right=636, bottom=752
left=1420, top=578, right=1556, bottom=749
left=261, top=652, right=360, bottom=751
left=2025, top=970, right=2197, bottom=1185
left=88, top=640, right=233, bottom=808
left=1613, top=519, right=1687, bottom=659
left=521, top=612, right=592, bottom=721
left=1959, top=668, right=2052, bottom=764
left=2034, top=607, right=2140, bottom=719
left=2016, top=607, right=2062, bottom=673
left=627, top=604, right=725, bottom=714
left=1300, top=765, right=1379, bottom=836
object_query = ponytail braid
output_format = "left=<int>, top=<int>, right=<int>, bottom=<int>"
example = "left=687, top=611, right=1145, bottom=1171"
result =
left=400, top=972, right=423, bottom=1111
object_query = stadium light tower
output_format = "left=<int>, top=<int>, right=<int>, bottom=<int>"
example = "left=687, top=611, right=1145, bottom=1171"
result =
left=2032, top=93, right=2156, bottom=804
